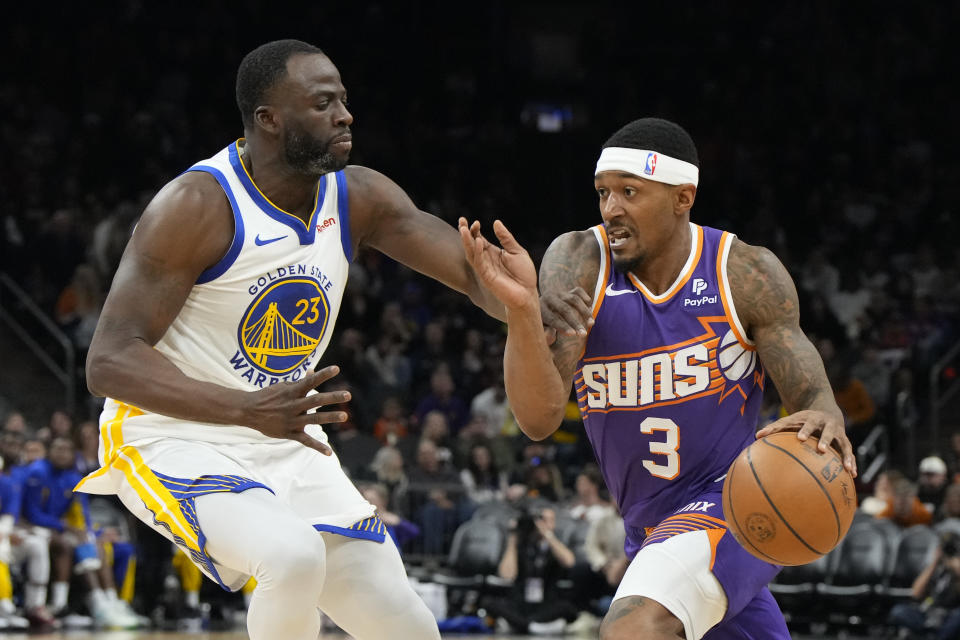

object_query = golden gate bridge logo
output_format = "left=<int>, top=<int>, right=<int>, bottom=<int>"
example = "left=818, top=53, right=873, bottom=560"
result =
left=237, top=278, right=329, bottom=374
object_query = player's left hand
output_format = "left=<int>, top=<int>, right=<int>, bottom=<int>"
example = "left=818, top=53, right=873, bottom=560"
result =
left=541, top=287, right=595, bottom=344
left=756, top=410, right=858, bottom=477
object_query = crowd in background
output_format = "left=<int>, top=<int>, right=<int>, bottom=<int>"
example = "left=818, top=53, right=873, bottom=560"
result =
left=0, top=1, right=958, bottom=634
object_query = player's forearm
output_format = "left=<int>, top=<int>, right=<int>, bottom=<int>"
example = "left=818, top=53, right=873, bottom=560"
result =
left=467, top=285, right=507, bottom=322
left=503, top=303, right=569, bottom=440
left=86, top=339, right=247, bottom=426
left=791, top=387, right=844, bottom=424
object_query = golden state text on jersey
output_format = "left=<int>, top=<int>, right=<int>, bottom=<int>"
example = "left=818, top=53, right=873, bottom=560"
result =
left=230, top=265, right=337, bottom=387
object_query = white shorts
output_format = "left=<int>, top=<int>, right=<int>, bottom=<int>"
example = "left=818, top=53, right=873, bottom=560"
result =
left=613, top=529, right=728, bottom=640
left=76, top=434, right=376, bottom=591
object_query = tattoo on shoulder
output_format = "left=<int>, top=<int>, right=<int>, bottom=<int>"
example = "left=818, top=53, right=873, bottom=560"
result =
left=727, top=241, right=799, bottom=333
left=727, top=240, right=833, bottom=412
left=539, top=231, right=600, bottom=380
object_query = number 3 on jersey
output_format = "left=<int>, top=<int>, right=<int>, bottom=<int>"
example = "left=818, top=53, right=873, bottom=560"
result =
left=641, top=417, right=680, bottom=479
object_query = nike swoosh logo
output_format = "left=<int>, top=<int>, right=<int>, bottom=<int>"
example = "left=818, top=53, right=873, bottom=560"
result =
left=605, top=284, right=637, bottom=296
left=254, top=234, right=287, bottom=246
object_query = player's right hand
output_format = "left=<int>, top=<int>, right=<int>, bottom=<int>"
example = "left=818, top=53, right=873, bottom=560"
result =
left=240, top=365, right=349, bottom=455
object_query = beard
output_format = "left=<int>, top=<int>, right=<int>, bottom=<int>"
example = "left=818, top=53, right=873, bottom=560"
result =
left=283, top=126, right=348, bottom=176
left=612, top=252, right=644, bottom=274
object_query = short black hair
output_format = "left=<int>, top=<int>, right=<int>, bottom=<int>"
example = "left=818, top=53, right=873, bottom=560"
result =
left=602, top=117, right=699, bottom=167
left=236, top=39, right=325, bottom=127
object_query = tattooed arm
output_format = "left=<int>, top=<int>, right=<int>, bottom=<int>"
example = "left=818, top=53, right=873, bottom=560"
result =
left=728, top=239, right=857, bottom=476
left=458, top=220, right=599, bottom=439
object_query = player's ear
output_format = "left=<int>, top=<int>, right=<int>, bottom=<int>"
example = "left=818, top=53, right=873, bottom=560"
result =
left=254, top=105, right=280, bottom=135
left=675, top=184, right=697, bottom=215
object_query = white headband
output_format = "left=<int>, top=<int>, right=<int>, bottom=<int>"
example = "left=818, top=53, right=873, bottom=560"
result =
left=595, top=147, right=699, bottom=186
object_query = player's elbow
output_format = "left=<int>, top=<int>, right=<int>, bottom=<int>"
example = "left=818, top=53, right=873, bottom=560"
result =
left=516, top=407, right=565, bottom=441
left=85, top=349, right=118, bottom=398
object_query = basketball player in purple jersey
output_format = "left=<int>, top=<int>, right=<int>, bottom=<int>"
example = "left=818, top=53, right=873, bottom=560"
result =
left=460, top=117, right=858, bottom=639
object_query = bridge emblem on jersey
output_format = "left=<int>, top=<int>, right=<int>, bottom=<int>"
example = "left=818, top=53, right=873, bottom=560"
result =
left=238, top=277, right=329, bottom=374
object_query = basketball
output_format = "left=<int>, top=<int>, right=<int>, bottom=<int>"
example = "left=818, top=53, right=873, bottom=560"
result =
left=722, top=431, right=857, bottom=566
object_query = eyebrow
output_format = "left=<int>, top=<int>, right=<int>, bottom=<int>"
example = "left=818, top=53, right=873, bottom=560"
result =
left=595, top=172, right=645, bottom=183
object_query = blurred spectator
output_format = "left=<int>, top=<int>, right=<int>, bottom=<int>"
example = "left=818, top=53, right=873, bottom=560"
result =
left=484, top=506, right=579, bottom=634
left=877, top=477, right=933, bottom=528
left=2, top=413, right=28, bottom=436
left=573, top=505, right=628, bottom=620
left=918, top=456, right=950, bottom=513
left=54, top=264, right=103, bottom=353
left=939, top=484, right=960, bottom=523
left=850, top=345, right=892, bottom=413
left=416, top=411, right=454, bottom=469
left=828, top=269, right=871, bottom=342
left=48, top=410, right=73, bottom=441
left=412, top=365, right=469, bottom=435
left=888, top=532, right=960, bottom=639
left=22, top=439, right=46, bottom=465
left=860, top=469, right=905, bottom=516
left=363, top=334, right=412, bottom=401
left=372, top=396, right=409, bottom=446
left=75, top=421, right=100, bottom=476
left=829, top=362, right=876, bottom=449
left=363, top=446, right=409, bottom=515
left=800, top=249, right=839, bottom=298
left=407, top=439, right=463, bottom=555
left=359, top=483, right=420, bottom=552
left=459, top=442, right=508, bottom=506
left=565, top=464, right=613, bottom=524
left=469, top=375, right=512, bottom=439
left=22, top=437, right=138, bottom=626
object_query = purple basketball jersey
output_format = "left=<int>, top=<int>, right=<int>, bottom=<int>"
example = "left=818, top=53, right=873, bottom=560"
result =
left=576, top=223, right=789, bottom=636
left=577, top=222, right=763, bottom=538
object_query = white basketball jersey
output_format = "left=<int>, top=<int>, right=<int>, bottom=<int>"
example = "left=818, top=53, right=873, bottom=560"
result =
left=100, top=140, right=352, bottom=446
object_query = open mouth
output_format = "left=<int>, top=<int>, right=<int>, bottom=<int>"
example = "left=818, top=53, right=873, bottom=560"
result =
left=608, top=227, right=632, bottom=250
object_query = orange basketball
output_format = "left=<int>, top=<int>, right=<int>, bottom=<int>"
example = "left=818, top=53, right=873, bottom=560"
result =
left=722, top=430, right=857, bottom=566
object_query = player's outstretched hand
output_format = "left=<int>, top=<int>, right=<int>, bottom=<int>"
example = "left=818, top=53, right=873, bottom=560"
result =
left=240, top=365, right=350, bottom=455
left=756, top=409, right=857, bottom=477
left=459, top=217, right=538, bottom=310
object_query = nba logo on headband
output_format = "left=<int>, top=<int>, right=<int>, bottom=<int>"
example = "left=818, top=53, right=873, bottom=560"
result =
left=643, top=152, right=657, bottom=175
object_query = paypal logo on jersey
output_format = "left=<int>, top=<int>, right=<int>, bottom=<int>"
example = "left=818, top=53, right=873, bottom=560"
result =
left=684, top=278, right=717, bottom=307
left=644, top=152, right=658, bottom=175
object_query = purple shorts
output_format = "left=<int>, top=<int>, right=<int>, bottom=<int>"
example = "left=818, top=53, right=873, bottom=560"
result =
left=625, top=487, right=790, bottom=639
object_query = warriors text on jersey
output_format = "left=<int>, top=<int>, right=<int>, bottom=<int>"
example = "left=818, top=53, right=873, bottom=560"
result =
left=94, top=140, right=352, bottom=451
left=576, top=223, right=763, bottom=539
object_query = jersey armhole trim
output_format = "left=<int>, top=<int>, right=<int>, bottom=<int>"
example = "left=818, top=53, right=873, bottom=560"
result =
left=188, top=165, right=246, bottom=285
left=590, top=225, right=610, bottom=318
left=717, top=232, right=755, bottom=349
left=335, top=171, right=354, bottom=263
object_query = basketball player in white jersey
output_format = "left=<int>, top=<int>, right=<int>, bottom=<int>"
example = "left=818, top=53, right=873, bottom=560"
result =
left=76, top=40, right=589, bottom=640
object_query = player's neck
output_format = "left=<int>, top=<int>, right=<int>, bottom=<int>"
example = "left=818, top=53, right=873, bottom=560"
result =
left=239, top=140, right=320, bottom=222
left=630, top=221, right=692, bottom=296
